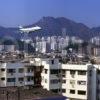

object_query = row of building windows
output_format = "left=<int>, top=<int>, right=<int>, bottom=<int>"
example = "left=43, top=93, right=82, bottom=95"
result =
left=43, top=77, right=86, bottom=86
left=51, top=88, right=86, bottom=96
left=7, top=78, right=16, bottom=82
left=1, top=68, right=5, bottom=71
left=0, top=68, right=33, bottom=73
left=62, top=89, right=86, bottom=95
left=49, top=79, right=86, bottom=86
left=70, top=70, right=86, bottom=75
left=44, top=69, right=86, bottom=76
left=50, top=79, right=60, bottom=84
left=0, top=77, right=33, bottom=82
left=63, top=79, right=86, bottom=85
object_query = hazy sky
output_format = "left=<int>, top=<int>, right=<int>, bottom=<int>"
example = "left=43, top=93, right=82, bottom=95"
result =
left=0, top=0, right=100, bottom=27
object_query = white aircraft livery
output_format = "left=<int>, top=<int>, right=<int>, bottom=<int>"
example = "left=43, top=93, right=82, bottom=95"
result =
left=19, top=26, right=41, bottom=33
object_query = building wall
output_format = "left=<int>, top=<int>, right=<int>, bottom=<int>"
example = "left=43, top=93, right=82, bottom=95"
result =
left=0, top=62, right=34, bottom=87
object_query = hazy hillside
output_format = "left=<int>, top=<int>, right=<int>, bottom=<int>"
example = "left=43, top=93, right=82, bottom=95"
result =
left=0, top=17, right=100, bottom=40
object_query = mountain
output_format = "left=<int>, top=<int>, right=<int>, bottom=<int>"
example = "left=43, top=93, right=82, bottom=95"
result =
left=0, top=16, right=100, bottom=40
left=90, top=27, right=100, bottom=37
left=0, top=26, right=21, bottom=39
left=31, top=17, right=90, bottom=40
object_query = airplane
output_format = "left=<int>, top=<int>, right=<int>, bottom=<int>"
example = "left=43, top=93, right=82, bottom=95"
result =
left=19, top=26, right=41, bottom=33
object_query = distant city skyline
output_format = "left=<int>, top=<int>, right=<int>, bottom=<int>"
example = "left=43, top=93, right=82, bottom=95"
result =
left=0, top=0, right=100, bottom=27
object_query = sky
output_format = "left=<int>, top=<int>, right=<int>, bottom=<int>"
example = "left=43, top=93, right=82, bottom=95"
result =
left=0, top=0, right=100, bottom=27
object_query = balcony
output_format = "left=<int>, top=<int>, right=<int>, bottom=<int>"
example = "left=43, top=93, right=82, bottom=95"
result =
left=7, top=73, right=16, bottom=77
left=25, top=81, right=34, bottom=85
left=24, top=72, right=34, bottom=76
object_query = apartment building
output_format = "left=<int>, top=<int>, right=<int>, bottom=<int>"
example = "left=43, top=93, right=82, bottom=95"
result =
left=41, top=58, right=100, bottom=100
left=0, top=58, right=42, bottom=88
left=0, top=56, right=100, bottom=100
left=0, top=62, right=34, bottom=87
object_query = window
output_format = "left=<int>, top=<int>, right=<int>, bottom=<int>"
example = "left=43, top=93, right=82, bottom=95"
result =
left=61, top=70, right=66, bottom=77
left=1, top=68, right=5, bottom=72
left=70, top=90, right=75, bottom=94
left=70, top=80, right=75, bottom=88
left=7, top=69, right=15, bottom=73
left=18, top=77, right=24, bottom=81
left=77, top=81, right=86, bottom=85
left=50, top=79, right=59, bottom=84
left=50, top=69, right=59, bottom=74
left=70, top=70, right=76, bottom=75
left=45, top=79, right=47, bottom=83
left=27, top=76, right=33, bottom=82
left=44, top=69, right=48, bottom=74
left=98, top=80, right=100, bottom=84
left=62, top=80, right=66, bottom=83
left=27, top=68, right=33, bottom=73
left=62, top=70, right=66, bottom=74
left=7, top=78, right=16, bottom=82
left=98, top=70, right=100, bottom=74
left=78, top=71, right=86, bottom=75
left=78, top=90, right=86, bottom=95
left=51, top=60, right=54, bottom=64
left=1, top=77, right=5, bottom=81
left=62, top=89, right=66, bottom=93
left=97, top=89, right=100, bottom=93
left=70, top=80, right=75, bottom=84
left=19, top=68, right=24, bottom=73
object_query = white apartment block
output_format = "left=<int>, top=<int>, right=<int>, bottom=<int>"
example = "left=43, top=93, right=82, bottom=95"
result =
left=0, top=59, right=40, bottom=87
left=41, top=58, right=100, bottom=100
left=0, top=56, right=100, bottom=100
left=0, top=61, right=36, bottom=87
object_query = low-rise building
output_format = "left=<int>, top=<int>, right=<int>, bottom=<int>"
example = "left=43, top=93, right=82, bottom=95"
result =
left=0, top=58, right=42, bottom=88
left=0, top=55, right=100, bottom=100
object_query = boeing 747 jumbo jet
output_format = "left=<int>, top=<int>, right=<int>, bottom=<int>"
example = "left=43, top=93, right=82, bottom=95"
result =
left=19, top=26, right=41, bottom=33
